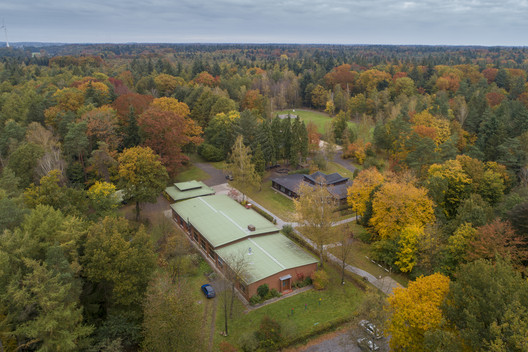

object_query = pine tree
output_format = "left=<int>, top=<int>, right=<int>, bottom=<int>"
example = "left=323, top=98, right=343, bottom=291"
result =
left=257, top=120, right=276, bottom=166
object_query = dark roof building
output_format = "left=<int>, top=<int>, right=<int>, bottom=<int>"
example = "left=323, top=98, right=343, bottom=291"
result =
left=271, top=171, right=352, bottom=203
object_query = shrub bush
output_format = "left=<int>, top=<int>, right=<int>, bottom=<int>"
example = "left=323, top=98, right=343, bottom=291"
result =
left=303, top=276, right=313, bottom=286
left=251, top=204, right=275, bottom=223
left=270, top=288, right=281, bottom=298
left=239, top=331, right=258, bottom=352
left=311, top=270, right=329, bottom=290
left=257, top=283, right=269, bottom=298
left=198, top=143, right=225, bottom=161
left=249, top=295, right=261, bottom=306
left=254, top=315, right=283, bottom=351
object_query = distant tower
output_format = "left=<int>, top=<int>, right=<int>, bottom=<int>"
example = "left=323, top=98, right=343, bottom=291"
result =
left=1, top=19, right=9, bottom=48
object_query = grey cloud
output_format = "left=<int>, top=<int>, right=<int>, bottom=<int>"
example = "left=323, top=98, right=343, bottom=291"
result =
left=2, top=0, right=527, bottom=45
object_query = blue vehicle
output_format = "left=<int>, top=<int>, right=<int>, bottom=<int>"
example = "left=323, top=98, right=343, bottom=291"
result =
left=201, top=284, right=216, bottom=298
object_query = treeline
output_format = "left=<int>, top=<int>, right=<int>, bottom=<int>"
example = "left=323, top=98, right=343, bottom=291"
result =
left=0, top=43, right=527, bottom=350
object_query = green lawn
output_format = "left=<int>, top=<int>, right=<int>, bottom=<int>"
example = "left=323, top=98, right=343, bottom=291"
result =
left=324, top=160, right=357, bottom=179
left=214, top=265, right=365, bottom=349
left=247, top=180, right=296, bottom=222
left=174, top=165, right=210, bottom=182
left=276, top=109, right=356, bottom=134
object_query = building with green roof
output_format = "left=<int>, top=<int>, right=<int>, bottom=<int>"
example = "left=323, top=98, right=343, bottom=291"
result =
left=164, top=180, right=215, bottom=202
left=171, top=194, right=318, bottom=299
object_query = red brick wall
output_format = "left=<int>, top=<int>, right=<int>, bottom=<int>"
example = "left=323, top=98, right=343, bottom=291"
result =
left=245, top=262, right=318, bottom=299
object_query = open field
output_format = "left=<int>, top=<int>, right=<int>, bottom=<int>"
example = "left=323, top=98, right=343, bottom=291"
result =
left=214, top=264, right=365, bottom=350
left=276, top=109, right=356, bottom=134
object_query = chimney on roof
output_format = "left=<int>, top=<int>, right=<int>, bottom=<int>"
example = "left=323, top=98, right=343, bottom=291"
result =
left=248, top=224, right=256, bottom=231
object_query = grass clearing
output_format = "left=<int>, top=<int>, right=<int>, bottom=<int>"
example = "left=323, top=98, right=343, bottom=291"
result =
left=323, top=160, right=357, bottom=179
left=247, top=180, right=295, bottom=222
left=214, top=265, right=364, bottom=349
left=174, top=165, right=210, bottom=182
left=276, top=109, right=355, bottom=135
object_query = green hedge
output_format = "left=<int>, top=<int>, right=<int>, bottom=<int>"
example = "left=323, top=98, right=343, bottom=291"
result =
left=250, top=203, right=276, bottom=224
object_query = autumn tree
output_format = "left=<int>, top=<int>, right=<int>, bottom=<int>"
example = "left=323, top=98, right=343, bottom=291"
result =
left=467, top=219, right=528, bottom=270
left=112, top=93, right=154, bottom=125
left=154, top=73, right=184, bottom=96
left=138, top=103, right=202, bottom=176
left=370, top=181, right=435, bottom=240
left=79, top=106, right=122, bottom=152
left=387, top=273, right=450, bottom=351
left=347, top=167, right=384, bottom=218
left=88, top=142, right=117, bottom=182
left=225, top=135, right=261, bottom=202
left=117, top=146, right=168, bottom=221
left=294, top=178, right=339, bottom=266
left=324, top=64, right=357, bottom=90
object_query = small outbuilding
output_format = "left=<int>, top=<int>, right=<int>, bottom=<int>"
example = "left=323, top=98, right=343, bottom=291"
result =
left=164, top=180, right=215, bottom=202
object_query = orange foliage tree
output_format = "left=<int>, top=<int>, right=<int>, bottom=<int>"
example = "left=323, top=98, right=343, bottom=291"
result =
left=467, top=219, right=528, bottom=270
left=323, top=64, right=357, bottom=90
left=306, top=122, right=320, bottom=154
left=138, top=105, right=202, bottom=176
left=112, top=93, right=154, bottom=125
left=79, top=106, right=122, bottom=152
left=193, top=71, right=216, bottom=86
left=485, top=91, right=506, bottom=108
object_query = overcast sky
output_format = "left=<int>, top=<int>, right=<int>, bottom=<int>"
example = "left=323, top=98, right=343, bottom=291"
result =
left=1, top=0, right=527, bottom=46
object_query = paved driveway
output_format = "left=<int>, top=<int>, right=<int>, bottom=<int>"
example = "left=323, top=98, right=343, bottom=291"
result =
left=194, top=162, right=227, bottom=186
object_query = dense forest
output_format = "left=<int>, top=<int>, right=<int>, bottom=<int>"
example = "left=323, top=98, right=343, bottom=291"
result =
left=0, top=43, right=527, bottom=351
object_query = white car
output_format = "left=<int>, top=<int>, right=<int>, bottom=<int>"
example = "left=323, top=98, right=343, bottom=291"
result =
left=357, top=337, right=380, bottom=351
left=359, top=320, right=382, bottom=339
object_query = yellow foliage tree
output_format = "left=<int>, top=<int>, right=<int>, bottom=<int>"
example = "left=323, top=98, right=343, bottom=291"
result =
left=411, top=109, right=451, bottom=146
left=427, top=158, right=472, bottom=217
left=370, top=181, right=435, bottom=240
left=87, top=181, right=118, bottom=216
left=347, top=168, right=384, bottom=218
left=395, top=224, right=424, bottom=273
left=52, top=87, right=85, bottom=112
left=387, top=273, right=450, bottom=351
left=150, top=97, right=191, bottom=117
